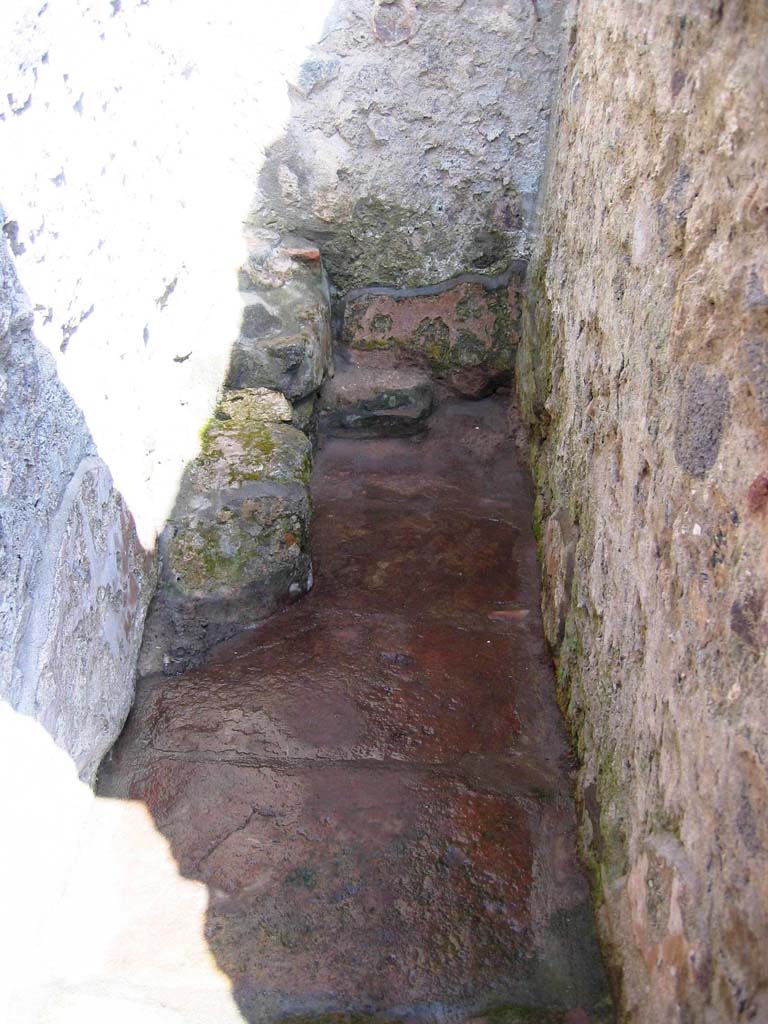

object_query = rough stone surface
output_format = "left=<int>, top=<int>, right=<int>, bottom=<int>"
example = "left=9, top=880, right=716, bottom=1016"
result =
left=0, top=0, right=339, bottom=781
left=318, top=350, right=435, bottom=436
left=291, top=393, right=319, bottom=440
left=139, top=390, right=314, bottom=676
left=517, top=3, right=768, bottom=1021
left=15, top=458, right=156, bottom=781
left=227, top=237, right=334, bottom=403
left=540, top=510, right=575, bottom=650
left=343, top=271, right=523, bottom=397
left=251, top=0, right=565, bottom=290
left=0, top=235, right=88, bottom=708
left=57, top=397, right=611, bottom=1024
left=0, top=235, right=155, bottom=787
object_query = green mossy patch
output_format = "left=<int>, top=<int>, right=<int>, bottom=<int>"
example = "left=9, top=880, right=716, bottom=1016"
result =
left=200, top=415, right=276, bottom=485
left=320, top=196, right=420, bottom=292
left=455, top=328, right=487, bottom=368
left=455, top=293, right=486, bottom=321
left=371, top=313, right=393, bottom=335
left=168, top=506, right=306, bottom=595
left=285, top=865, right=318, bottom=889
left=196, top=390, right=311, bottom=489
left=170, top=389, right=313, bottom=598
left=347, top=334, right=396, bottom=352
left=516, top=237, right=554, bottom=432
left=489, top=291, right=519, bottom=363
left=413, top=316, right=452, bottom=366
left=531, top=490, right=545, bottom=547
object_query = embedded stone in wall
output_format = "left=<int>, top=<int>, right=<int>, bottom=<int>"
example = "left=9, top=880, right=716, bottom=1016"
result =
left=541, top=510, right=576, bottom=649
left=373, top=0, right=418, bottom=46
left=139, top=389, right=313, bottom=676
left=13, top=457, right=155, bottom=782
left=342, top=270, right=523, bottom=398
left=673, top=364, right=730, bottom=478
left=742, top=335, right=768, bottom=422
left=625, top=832, right=701, bottom=1012
left=226, top=236, right=333, bottom=404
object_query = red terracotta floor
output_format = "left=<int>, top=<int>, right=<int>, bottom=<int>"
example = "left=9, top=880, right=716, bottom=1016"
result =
left=98, top=397, right=611, bottom=1024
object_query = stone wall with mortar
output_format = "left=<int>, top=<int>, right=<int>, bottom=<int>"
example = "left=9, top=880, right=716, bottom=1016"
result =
left=251, top=0, right=565, bottom=291
left=0, top=0, right=353, bottom=768
left=1, top=0, right=335, bottom=548
left=517, top=2, right=768, bottom=1020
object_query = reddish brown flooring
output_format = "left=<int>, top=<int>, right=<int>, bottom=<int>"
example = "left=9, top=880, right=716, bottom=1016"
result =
left=99, top=397, right=611, bottom=1024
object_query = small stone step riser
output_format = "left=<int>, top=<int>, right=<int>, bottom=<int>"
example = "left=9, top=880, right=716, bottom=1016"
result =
left=319, top=410, right=432, bottom=438
left=317, top=355, right=436, bottom=439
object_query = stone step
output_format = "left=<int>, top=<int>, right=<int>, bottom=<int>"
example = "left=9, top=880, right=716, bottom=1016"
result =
left=317, top=353, right=435, bottom=437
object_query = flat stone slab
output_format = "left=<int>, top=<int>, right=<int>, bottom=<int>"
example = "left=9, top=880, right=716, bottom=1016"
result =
left=342, top=271, right=523, bottom=398
left=95, top=397, right=612, bottom=1024
left=138, top=389, right=313, bottom=676
left=318, top=354, right=434, bottom=437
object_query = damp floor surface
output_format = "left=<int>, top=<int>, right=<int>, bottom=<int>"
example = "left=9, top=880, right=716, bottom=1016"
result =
left=20, top=397, right=611, bottom=1024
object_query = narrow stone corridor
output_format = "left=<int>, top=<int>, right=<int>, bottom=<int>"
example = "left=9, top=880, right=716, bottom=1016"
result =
left=98, top=397, right=610, bottom=1023
left=3, top=2, right=767, bottom=1020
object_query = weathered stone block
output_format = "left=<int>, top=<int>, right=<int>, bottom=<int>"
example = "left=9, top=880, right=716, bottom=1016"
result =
left=342, top=271, right=522, bottom=398
left=318, top=352, right=434, bottom=437
left=541, top=510, right=576, bottom=649
left=673, top=364, right=730, bottom=478
left=226, top=242, right=333, bottom=402
left=139, top=390, right=313, bottom=675
left=742, top=335, right=768, bottom=422
left=13, top=457, right=156, bottom=781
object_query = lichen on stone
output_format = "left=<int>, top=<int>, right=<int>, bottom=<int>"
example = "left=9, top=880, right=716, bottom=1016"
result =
left=194, top=389, right=310, bottom=489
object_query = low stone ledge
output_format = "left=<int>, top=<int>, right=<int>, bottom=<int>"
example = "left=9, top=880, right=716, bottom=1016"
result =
left=318, top=351, right=435, bottom=437
left=341, top=266, right=524, bottom=399
left=138, top=389, right=313, bottom=676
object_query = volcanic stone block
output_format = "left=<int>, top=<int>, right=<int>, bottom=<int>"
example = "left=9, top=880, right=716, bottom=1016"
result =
left=139, top=389, right=313, bottom=675
left=342, top=272, right=523, bottom=397
left=226, top=240, right=333, bottom=402
left=13, top=456, right=156, bottom=781
left=541, top=510, right=577, bottom=648
left=318, top=353, right=435, bottom=437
